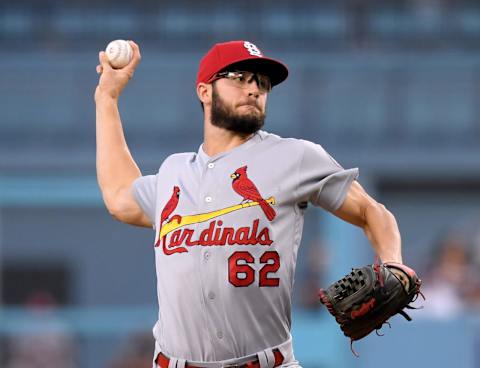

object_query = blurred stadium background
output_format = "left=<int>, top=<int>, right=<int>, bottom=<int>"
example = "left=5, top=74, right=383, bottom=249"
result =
left=1, top=0, right=480, bottom=367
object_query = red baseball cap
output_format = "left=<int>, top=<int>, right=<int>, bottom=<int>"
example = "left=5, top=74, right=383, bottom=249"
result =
left=196, top=40, right=289, bottom=87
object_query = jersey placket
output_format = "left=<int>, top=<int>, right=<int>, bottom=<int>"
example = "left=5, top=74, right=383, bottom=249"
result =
left=196, top=157, right=226, bottom=355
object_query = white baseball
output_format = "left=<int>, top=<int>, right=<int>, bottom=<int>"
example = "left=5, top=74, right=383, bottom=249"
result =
left=105, top=40, right=133, bottom=69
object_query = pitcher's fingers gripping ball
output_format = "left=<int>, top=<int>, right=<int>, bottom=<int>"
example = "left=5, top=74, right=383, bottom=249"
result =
left=319, top=261, right=423, bottom=356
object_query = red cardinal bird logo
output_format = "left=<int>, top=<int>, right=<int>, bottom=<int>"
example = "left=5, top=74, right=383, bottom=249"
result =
left=155, top=186, right=183, bottom=248
left=160, top=186, right=181, bottom=225
left=230, top=166, right=276, bottom=221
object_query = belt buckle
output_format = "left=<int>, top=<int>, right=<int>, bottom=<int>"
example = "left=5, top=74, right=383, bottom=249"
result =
left=222, top=363, right=243, bottom=368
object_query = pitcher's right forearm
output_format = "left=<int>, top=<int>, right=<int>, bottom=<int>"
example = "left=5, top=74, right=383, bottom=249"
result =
left=95, top=94, right=141, bottom=208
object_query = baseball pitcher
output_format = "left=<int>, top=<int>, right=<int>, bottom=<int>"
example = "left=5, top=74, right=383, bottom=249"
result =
left=95, top=40, right=421, bottom=367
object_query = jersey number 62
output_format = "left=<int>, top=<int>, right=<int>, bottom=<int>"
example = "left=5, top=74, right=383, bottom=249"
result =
left=228, top=251, right=280, bottom=287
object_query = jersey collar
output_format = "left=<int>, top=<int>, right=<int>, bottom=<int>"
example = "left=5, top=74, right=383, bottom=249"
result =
left=197, top=131, right=264, bottom=165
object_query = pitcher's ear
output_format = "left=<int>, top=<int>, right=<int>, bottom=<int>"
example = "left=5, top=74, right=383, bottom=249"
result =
left=197, top=83, right=212, bottom=105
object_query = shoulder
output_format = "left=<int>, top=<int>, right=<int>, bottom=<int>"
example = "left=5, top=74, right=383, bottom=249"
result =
left=158, top=152, right=197, bottom=171
left=257, top=130, right=324, bottom=156
left=259, top=131, right=342, bottom=168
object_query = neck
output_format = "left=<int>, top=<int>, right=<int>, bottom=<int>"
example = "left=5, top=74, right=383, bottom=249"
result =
left=203, top=120, right=253, bottom=157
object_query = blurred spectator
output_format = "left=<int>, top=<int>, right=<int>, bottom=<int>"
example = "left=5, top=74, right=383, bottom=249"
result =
left=295, top=237, right=331, bottom=311
left=107, top=331, right=153, bottom=368
left=5, top=290, right=76, bottom=368
left=410, top=0, right=444, bottom=19
left=346, top=0, right=372, bottom=48
left=420, top=232, right=478, bottom=319
left=409, top=0, right=457, bottom=36
left=467, top=223, right=480, bottom=309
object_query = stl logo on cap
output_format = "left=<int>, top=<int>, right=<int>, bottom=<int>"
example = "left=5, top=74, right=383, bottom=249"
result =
left=196, top=40, right=288, bottom=86
left=243, top=41, right=262, bottom=57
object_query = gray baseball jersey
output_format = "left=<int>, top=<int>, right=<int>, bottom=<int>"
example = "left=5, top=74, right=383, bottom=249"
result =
left=132, top=130, right=358, bottom=364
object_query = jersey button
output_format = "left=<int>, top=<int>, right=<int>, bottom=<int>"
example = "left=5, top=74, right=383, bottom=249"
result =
left=217, top=331, right=223, bottom=339
left=208, top=292, right=215, bottom=300
left=204, top=251, right=210, bottom=260
left=207, top=163, right=215, bottom=169
left=205, top=196, right=212, bottom=203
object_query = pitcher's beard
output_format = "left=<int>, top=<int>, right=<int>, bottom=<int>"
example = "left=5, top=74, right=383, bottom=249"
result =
left=210, top=86, right=266, bottom=136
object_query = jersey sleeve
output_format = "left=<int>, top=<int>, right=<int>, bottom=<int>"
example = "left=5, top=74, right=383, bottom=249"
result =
left=131, top=175, right=157, bottom=229
left=296, top=140, right=359, bottom=212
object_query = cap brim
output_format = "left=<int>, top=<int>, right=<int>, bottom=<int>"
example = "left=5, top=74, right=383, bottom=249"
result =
left=220, top=57, right=288, bottom=87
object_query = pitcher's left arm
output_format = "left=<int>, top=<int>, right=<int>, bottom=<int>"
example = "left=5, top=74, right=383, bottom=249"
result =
left=333, top=181, right=402, bottom=264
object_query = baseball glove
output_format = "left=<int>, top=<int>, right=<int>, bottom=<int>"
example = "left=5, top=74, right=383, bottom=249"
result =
left=319, top=261, right=423, bottom=355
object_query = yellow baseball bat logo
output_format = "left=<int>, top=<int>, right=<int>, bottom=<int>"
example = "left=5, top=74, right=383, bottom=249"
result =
left=159, top=196, right=276, bottom=238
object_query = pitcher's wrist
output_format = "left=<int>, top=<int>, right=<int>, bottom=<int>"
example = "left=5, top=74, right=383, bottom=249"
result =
left=95, top=88, right=119, bottom=104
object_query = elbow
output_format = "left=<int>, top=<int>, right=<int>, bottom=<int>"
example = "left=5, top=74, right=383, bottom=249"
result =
left=375, top=201, right=388, bottom=215
left=377, top=202, right=396, bottom=221
left=103, top=192, right=142, bottom=225
left=101, top=191, right=126, bottom=222
left=106, top=201, right=137, bottom=224
left=107, top=206, right=122, bottom=221
left=105, top=200, right=124, bottom=222
left=364, top=200, right=393, bottom=226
